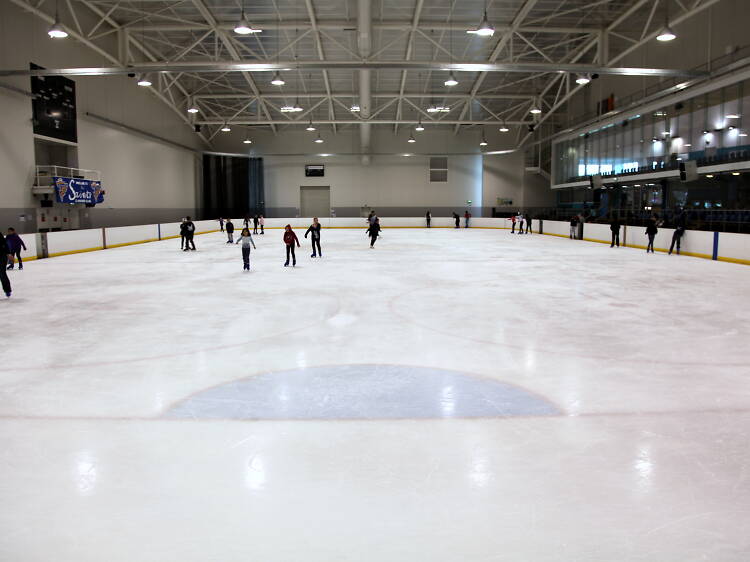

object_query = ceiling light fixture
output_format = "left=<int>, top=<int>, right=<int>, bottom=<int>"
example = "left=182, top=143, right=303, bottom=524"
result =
left=479, top=136, right=488, bottom=147
left=656, top=3, right=676, bottom=42
left=306, top=120, right=316, bottom=132
left=467, top=10, right=495, bottom=37
left=408, top=133, right=416, bottom=143
left=271, top=72, right=285, bottom=86
left=705, top=174, right=714, bottom=178
left=530, top=106, right=541, bottom=115
left=221, top=123, right=231, bottom=132
left=444, top=73, right=459, bottom=87
left=350, top=104, right=361, bottom=112
left=732, top=172, right=741, bottom=176
left=314, top=133, right=324, bottom=144
left=243, top=138, right=252, bottom=144
left=427, top=105, right=450, bottom=113
left=726, top=113, right=740, bottom=119
left=415, top=120, right=425, bottom=132
left=575, top=74, right=591, bottom=85
left=137, top=76, right=152, bottom=87
left=739, top=132, right=748, bottom=137
left=48, top=17, right=68, bottom=39
left=234, top=14, right=261, bottom=34
left=499, top=121, right=509, bottom=132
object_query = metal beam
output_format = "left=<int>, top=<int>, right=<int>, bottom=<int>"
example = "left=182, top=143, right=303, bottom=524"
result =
left=193, top=93, right=537, bottom=100
left=197, top=120, right=535, bottom=126
left=0, top=62, right=707, bottom=77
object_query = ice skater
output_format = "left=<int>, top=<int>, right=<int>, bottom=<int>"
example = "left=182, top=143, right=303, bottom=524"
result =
left=235, top=227, right=257, bottom=270
left=645, top=215, right=658, bottom=253
left=283, top=224, right=300, bottom=267
left=259, top=215, right=265, bottom=234
left=183, top=216, right=196, bottom=251
left=464, top=210, right=471, bottom=228
left=569, top=215, right=579, bottom=239
left=525, top=213, right=532, bottom=234
left=510, top=214, right=517, bottom=233
left=516, top=212, right=524, bottom=234
left=253, top=214, right=259, bottom=234
left=5, top=228, right=26, bottom=270
left=669, top=210, right=686, bottom=255
left=0, top=232, right=11, bottom=297
left=305, top=217, right=322, bottom=258
left=219, top=217, right=225, bottom=232
left=225, top=218, right=235, bottom=243
left=366, top=217, right=381, bottom=247
left=453, top=212, right=460, bottom=228
left=179, top=218, right=187, bottom=250
left=610, top=216, right=620, bottom=247
left=426, top=210, right=431, bottom=228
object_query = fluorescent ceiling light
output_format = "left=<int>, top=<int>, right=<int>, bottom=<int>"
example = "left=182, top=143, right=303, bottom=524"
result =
left=350, top=105, right=360, bottom=112
left=726, top=114, right=740, bottom=119
left=243, top=138, right=252, bottom=144
left=187, top=105, right=199, bottom=114
left=530, top=107, right=541, bottom=114
left=427, top=105, right=450, bottom=113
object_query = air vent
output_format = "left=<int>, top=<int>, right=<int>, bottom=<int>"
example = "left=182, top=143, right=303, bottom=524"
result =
left=429, top=157, right=448, bottom=183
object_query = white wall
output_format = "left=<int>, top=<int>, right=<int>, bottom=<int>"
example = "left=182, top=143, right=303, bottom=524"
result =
left=0, top=0, right=201, bottom=232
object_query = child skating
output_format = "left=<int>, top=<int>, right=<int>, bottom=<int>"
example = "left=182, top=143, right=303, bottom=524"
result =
left=283, top=224, right=301, bottom=267
left=259, top=215, right=265, bottom=234
left=235, top=227, right=257, bottom=270
left=305, top=217, right=323, bottom=258
left=5, top=228, right=27, bottom=270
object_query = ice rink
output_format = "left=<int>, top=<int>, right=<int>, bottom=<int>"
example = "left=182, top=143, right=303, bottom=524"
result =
left=1, top=226, right=749, bottom=561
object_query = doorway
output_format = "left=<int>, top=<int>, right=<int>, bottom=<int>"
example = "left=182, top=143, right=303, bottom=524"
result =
left=300, top=186, right=330, bottom=217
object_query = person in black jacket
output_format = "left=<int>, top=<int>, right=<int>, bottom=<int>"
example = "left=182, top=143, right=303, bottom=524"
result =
left=253, top=214, right=259, bottom=234
left=225, top=218, right=235, bottom=244
left=179, top=218, right=187, bottom=250
left=525, top=214, right=532, bottom=234
left=645, top=215, right=658, bottom=253
left=610, top=216, right=621, bottom=247
left=366, top=218, right=381, bottom=247
left=569, top=215, right=579, bottom=239
left=0, top=233, right=11, bottom=297
left=669, top=210, right=687, bottom=255
left=426, top=210, right=431, bottom=228
left=452, top=212, right=460, bottom=229
left=305, top=217, right=323, bottom=258
left=183, top=216, right=196, bottom=251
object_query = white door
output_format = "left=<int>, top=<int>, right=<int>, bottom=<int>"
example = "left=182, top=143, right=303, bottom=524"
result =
left=300, top=186, right=330, bottom=218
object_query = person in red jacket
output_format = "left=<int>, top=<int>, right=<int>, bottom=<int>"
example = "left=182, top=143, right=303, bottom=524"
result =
left=283, top=224, right=301, bottom=267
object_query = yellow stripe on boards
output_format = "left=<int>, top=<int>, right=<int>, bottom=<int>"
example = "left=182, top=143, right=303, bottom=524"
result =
left=47, top=247, right=105, bottom=257
left=718, top=256, right=750, bottom=265
left=106, top=238, right=160, bottom=249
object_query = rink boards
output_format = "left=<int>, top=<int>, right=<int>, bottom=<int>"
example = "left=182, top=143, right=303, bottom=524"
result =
left=15, top=217, right=750, bottom=265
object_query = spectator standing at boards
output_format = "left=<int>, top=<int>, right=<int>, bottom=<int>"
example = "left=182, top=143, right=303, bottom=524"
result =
left=525, top=214, right=532, bottom=234
left=645, top=215, right=659, bottom=253
left=5, top=228, right=27, bottom=270
left=253, top=214, right=259, bottom=234
left=464, top=210, right=471, bottom=228
left=259, top=215, right=265, bottom=234
left=425, top=210, right=431, bottom=228
left=569, top=215, right=579, bottom=239
left=510, top=214, right=517, bottom=234
left=218, top=217, right=225, bottom=232
left=610, top=216, right=621, bottom=247
left=452, top=212, right=460, bottom=228
left=669, top=210, right=686, bottom=255
left=179, top=218, right=187, bottom=250
left=516, top=212, right=525, bottom=234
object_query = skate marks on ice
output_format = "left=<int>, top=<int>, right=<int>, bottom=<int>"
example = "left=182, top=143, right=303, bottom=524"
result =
left=164, top=364, right=560, bottom=420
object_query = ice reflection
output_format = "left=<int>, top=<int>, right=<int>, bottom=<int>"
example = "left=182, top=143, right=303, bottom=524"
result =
left=633, top=447, right=653, bottom=493
left=245, top=456, right=266, bottom=491
left=73, top=451, right=98, bottom=496
left=441, top=385, right=456, bottom=417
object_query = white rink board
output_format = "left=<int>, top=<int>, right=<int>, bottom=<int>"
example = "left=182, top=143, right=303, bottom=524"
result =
left=105, top=225, right=159, bottom=247
left=46, top=228, right=103, bottom=256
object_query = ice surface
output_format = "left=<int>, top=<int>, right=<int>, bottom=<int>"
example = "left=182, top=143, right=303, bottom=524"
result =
left=1, top=227, right=749, bottom=561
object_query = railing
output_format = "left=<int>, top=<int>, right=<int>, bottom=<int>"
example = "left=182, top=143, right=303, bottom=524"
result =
left=34, top=165, right=102, bottom=187
left=562, top=45, right=750, bottom=130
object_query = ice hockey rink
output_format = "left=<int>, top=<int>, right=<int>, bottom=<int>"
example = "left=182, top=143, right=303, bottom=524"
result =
left=1, top=227, right=749, bottom=561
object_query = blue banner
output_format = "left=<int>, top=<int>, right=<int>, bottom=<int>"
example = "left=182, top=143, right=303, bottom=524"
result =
left=53, top=177, right=104, bottom=205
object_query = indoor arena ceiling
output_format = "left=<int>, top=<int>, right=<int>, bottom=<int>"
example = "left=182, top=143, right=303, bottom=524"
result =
left=6, top=0, right=724, bottom=143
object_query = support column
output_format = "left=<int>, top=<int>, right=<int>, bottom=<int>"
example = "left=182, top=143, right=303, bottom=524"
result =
left=358, top=0, right=372, bottom=165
